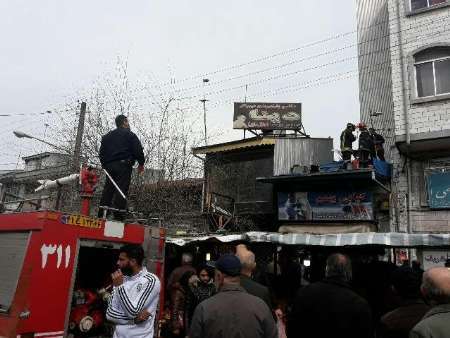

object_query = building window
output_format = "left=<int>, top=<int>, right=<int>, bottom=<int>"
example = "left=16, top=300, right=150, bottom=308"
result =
left=410, top=0, right=446, bottom=11
left=414, top=47, right=450, bottom=98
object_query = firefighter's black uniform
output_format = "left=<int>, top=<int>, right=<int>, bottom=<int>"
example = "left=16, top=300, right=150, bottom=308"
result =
left=98, top=127, right=145, bottom=219
left=358, top=129, right=374, bottom=168
left=340, top=126, right=356, bottom=161
left=372, top=131, right=385, bottom=161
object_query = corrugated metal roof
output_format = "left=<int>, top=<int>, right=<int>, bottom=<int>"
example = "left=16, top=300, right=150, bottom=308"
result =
left=192, top=137, right=275, bottom=155
left=274, top=138, right=333, bottom=175
left=22, top=152, right=69, bottom=161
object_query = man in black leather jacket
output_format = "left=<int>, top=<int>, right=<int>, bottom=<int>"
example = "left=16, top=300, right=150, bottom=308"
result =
left=98, top=115, right=145, bottom=220
left=358, top=123, right=374, bottom=168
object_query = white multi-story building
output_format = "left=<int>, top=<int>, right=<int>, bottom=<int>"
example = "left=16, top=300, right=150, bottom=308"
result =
left=357, top=0, right=450, bottom=233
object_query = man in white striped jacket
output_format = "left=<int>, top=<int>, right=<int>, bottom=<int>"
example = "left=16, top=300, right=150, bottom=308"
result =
left=106, top=244, right=160, bottom=338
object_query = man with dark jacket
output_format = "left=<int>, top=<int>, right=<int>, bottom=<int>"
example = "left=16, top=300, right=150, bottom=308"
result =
left=288, top=253, right=372, bottom=338
left=378, top=266, right=430, bottom=338
left=358, top=123, right=374, bottom=168
left=98, top=115, right=145, bottom=220
left=369, top=127, right=386, bottom=161
left=340, top=123, right=356, bottom=161
left=190, top=254, right=277, bottom=338
left=410, top=267, right=450, bottom=338
left=236, top=247, right=272, bottom=310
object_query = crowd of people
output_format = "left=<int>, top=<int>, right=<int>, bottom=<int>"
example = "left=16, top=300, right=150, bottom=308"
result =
left=340, top=122, right=385, bottom=168
left=105, top=243, right=450, bottom=338
left=164, top=248, right=450, bottom=338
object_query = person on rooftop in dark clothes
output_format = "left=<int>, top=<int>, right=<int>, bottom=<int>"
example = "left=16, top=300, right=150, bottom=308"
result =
left=340, top=122, right=356, bottom=161
left=369, top=127, right=386, bottom=161
left=358, top=123, right=374, bottom=168
left=377, top=266, right=430, bottom=338
left=98, top=114, right=145, bottom=220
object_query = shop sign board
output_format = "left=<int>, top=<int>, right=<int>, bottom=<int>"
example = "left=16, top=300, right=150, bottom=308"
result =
left=233, top=102, right=302, bottom=130
left=278, top=191, right=373, bottom=221
left=427, top=171, right=450, bottom=209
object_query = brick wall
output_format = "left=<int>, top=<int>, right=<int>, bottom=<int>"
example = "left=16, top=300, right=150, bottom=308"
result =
left=387, top=0, right=450, bottom=136
left=358, top=0, right=450, bottom=233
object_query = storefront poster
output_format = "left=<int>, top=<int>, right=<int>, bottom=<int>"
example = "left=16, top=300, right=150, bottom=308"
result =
left=422, top=250, right=450, bottom=270
left=278, top=191, right=373, bottom=221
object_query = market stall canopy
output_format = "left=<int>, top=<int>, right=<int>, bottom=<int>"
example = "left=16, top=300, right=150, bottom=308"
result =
left=166, top=231, right=450, bottom=248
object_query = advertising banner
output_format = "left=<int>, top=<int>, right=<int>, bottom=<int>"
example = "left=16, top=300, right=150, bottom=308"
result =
left=278, top=191, right=373, bottom=221
left=233, top=102, right=302, bottom=130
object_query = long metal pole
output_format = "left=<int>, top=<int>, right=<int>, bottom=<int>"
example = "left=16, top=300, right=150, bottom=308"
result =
left=395, top=1, right=412, bottom=235
left=29, top=136, right=69, bottom=153
left=103, top=169, right=127, bottom=200
left=200, top=99, right=208, bottom=146
left=73, top=102, right=87, bottom=172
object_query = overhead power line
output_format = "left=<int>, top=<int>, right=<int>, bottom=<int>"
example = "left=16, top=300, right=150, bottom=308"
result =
left=154, top=13, right=450, bottom=98
left=171, top=22, right=450, bottom=102
left=147, top=12, right=449, bottom=90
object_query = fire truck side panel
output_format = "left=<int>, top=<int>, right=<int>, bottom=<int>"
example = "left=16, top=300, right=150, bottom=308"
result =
left=0, top=212, right=44, bottom=231
left=75, top=220, right=145, bottom=244
left=18, top=218, right=78, bottom=334
left=0, top=211, right=147, bottom=336
left=0, top=231, right=35, bottom=337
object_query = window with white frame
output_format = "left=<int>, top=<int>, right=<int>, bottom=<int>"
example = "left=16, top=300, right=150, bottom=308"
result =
left=414, top=47, right=450, bottom=98
left=410, top=0, right=446, bottom=11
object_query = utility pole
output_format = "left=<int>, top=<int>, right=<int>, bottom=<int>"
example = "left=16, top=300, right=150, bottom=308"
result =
left=72, top=102, right=86, bottom=172
left=200, top=98, right=208, bottom=146
left=201, top=79, right=209, bottom=146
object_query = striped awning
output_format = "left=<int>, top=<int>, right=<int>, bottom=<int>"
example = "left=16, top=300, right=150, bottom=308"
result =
left=166, top=231, right=450, bottom=247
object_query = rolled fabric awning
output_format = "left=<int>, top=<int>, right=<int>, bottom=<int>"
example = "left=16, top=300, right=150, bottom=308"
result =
left=166, top=231, right=450, bottom=247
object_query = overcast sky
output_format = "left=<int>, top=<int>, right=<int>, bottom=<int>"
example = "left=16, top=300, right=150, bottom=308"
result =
left=0, top=0, right=359, bottom=169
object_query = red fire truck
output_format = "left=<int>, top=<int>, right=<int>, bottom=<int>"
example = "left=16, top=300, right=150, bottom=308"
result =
left=0, top=207, right=165, bottom=337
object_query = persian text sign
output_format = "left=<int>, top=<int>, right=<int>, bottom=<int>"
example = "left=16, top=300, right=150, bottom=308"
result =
left=233, top=102, right=302, bottom=130
left=427, top=171, right=450, bottom=209
left=422, top=250, right=450, bottom=270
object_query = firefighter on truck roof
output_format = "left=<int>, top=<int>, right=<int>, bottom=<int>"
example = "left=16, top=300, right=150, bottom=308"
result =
left=98, top=115, right=145, bottom=221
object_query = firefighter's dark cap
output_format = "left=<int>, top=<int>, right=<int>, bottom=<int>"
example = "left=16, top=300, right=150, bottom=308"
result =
left=207, top=254, right=241, bottom=276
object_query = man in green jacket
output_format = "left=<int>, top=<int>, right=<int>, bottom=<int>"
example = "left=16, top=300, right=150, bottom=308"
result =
left=410, top=267, right=450, bottom=338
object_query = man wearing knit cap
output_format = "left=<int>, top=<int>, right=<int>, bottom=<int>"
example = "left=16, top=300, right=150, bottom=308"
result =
left=189, top=254, right=277, bottom=338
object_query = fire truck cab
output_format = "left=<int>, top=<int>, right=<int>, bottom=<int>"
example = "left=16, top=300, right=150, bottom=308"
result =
left=0, top=211, right=164, bottom=338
